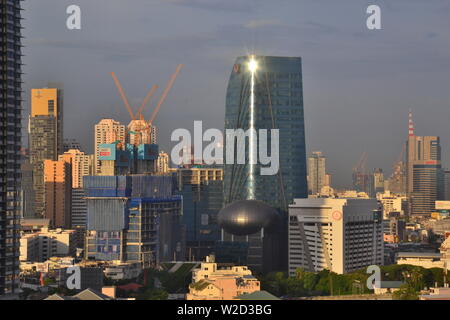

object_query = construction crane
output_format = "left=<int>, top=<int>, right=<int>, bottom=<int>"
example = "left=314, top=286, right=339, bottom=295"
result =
left=110, top=64, right=183, bottom=146
left=352, top=152, right=367, bottom=174
left=352, top=152, right=368, bottom=193
left=111, top=72, right=136, bottom=122
left=135, top=84, right=159, bottom=120
left=147, top=64, right=183, bottom=126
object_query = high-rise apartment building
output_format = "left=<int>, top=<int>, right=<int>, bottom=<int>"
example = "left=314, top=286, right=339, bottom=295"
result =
left=406, top=112, right=443, bottom=216
left=288, top=198, right=383, bottom=275
left=43, top=160, right=72, bottom=228
left=0, top=0, right=22, bottom=296
left=59, top=149, right=94, bottom=189
left=222, top=56, right=307, bottom=272
left=29, top=87, right=63, bottom=218
left=94, top=119, right=126, bottom=174
left=308, top=151, right=326, bottom=195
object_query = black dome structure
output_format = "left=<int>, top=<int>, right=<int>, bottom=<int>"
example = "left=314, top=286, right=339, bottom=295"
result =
left=218, top=200, right=279, bottom=236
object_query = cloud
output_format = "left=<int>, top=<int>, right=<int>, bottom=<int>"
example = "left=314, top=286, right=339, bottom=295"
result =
left=162, top=0, right=258, bottom=12
left=244, top=19, right=282, bottom=29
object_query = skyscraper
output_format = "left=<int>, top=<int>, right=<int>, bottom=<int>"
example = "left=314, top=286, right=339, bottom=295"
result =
left=44, top=160, right=72, bottom=228
left=0, top=0, right=22, bottom=296
left=222, top=56, right=307, bottom=272
left=29, top=87, right=63, bottom=218
left=59, top=149, right=94, bottom=189
left=406, top=111, right=443, bottom=216
left=307, top=151, right=326, bottom=195
left=94, top=119, right=126, bottom=174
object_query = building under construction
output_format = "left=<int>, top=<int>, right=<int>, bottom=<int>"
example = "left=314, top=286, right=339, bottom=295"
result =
left=84, top=175, right=184, bottom=267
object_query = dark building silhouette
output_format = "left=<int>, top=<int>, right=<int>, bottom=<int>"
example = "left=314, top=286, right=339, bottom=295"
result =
left=0, top=0, right=22, bottom=296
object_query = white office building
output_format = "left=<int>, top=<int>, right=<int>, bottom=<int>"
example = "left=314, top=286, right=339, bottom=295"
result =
left=288, top=198, right=384, bottom=275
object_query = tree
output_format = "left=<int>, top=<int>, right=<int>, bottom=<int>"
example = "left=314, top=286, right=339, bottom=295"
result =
left=392, top=284, right=419, bottom=300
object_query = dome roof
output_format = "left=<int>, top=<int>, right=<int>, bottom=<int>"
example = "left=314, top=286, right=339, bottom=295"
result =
left=218, top=200, right=279, bottom=236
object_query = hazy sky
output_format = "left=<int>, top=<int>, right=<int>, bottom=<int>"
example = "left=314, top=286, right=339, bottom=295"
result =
left=22, top=0, right=450, bottom=187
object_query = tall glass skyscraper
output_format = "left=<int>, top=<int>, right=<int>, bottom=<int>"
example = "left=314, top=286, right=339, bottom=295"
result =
left=0, top=0, right=22, bottom=296
left=221, top=56, right=307, bottom=272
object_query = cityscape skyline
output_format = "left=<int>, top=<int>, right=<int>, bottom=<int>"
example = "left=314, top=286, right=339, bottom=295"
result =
left=3, top=0, right=450, bottom=304
left=21, top=0, right=450, bottom=188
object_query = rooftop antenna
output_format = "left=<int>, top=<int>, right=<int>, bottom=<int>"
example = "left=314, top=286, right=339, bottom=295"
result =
left=408, top=109, right=414, bottom=137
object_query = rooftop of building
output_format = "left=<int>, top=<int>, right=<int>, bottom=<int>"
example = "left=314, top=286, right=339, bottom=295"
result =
left=290, top=197, right=377, bottom=207
left=21, top=218, right=50, bottom=227
left=21, top=227, right=76, bottom=237
left=397, top=252, right=442, bottom=258
left=45, top=288, right=112, bottom=301
left=236, top=290, right=280, bottom=300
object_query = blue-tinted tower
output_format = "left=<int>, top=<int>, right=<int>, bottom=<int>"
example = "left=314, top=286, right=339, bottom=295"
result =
left=221, top=56, right=307, bottom=272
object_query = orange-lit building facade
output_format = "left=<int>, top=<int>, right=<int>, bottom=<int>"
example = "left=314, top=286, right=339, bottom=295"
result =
left=44, top=160, right=72, bottom=228
left=58, top=149, right=94, bottom=188
left=29, top=87, right=63, bottom=217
